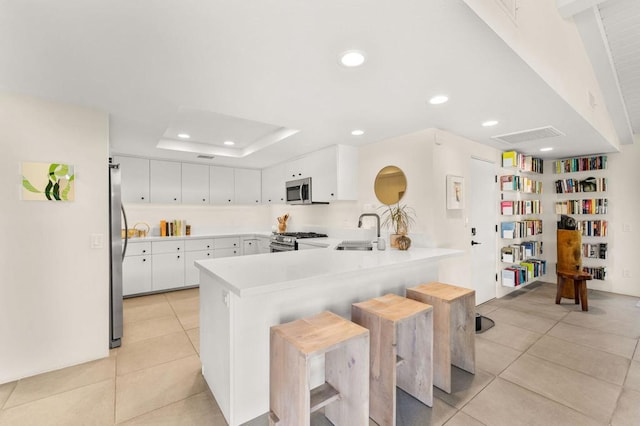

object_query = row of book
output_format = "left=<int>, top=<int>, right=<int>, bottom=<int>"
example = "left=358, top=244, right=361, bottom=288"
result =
left=553, top=156, right=607, bottom=174
left=554, top=177, right=607, bottom=193
left=500, top=220, right=543, bottom=239
left=583, top=243, right=607, bottom=259
left=554, top=198, right=608, bottom=215
left=160, top=219, right=189, bottom=237
left=500, top=241, right=544, bottom=263
left=502, top=151, right=544, bottom=173
left=500, top=175, right=543, bottom=193
left=577, top=220, right=608, bottom=237
left=583, top=266, right=607, bottom=280
left=502, top=259, right=547, bottom=287
left=500, top=200, right=542, bottom=215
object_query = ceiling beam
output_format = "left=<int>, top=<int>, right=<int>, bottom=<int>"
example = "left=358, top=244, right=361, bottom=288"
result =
left=557, top=0, right=610, bottom=18
left=573, top=6, right=635, bottom=145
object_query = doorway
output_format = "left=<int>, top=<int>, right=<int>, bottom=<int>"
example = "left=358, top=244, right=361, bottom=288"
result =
left=469, top=157, right=497, bottom=305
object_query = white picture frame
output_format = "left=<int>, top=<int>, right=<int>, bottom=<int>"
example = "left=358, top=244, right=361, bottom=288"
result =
left=446, top=175, right=464, bottom=210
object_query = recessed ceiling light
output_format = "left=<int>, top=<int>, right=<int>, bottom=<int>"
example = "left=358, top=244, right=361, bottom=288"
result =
left=223, top=140, right=235, bottom=146
left=177, top=133, right=190, bottom=139
left=339, top=50, right=366, bottom=67
left=351, top=129, right=365, bottom=136
left=428, top=95, right=449, bottom=105
left=482, top=120, right=499, bottom=127
left=540, top=147, right=553, bottom=152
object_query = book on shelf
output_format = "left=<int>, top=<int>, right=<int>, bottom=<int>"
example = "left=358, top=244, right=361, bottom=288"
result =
left=583, top=266, right=607, bottom=280
left=502, top=151, right=544, bottom=173
left=501, top=201, right=514, bottom=216
left=582, top=243, right=607, bottom=259
left=554, top=155, right=607, bottom=173
left=502, top=151, right=517, bottom=168
left=501, top=222, right=515, bottom=239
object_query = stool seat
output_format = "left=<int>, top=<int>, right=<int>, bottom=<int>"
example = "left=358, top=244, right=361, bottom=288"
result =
left=352, top=294, right=433, bottom=426
left=270, top=311, right=369, bottom=426
left=556, top=270, right=592, bottom=311
left=406, top=282, right=475, bottom=394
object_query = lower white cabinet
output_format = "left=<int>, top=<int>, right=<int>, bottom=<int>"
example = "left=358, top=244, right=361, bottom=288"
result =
left=185, top=250, right=213, bottom=286
left=124, top=235, right=268, bottom=296
left=123, top=254, right=152, bottom=296
left=242, top=239, right=259, bottom=255
left=152, top=252, right=185, bottom=291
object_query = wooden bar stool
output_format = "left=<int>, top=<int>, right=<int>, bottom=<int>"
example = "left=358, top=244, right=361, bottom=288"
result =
left=269, top=311, right=369, bottom=426
left=556, top=269, right=592, bottom=311
left=352, top=293, right=433, bottom=426
left=406, top=282, right=475, bottom=394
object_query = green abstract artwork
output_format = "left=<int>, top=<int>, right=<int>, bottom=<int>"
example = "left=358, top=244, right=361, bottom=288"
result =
left=22, top=162, right=75, bottom=201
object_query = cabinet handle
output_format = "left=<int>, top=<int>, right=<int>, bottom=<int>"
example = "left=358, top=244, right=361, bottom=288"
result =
left=268, top=199, right=271, bottom=202
left=141, top=196, right=145, bottom=200
left=207, top=253, right=210, bottom=256
left=173, top=198, right=177, bottom=201
left=177, top=255, right=180, bottom=259
left=142, top=258, right=146, bottom=262
left=330, top=193, right=334, bottom=196
left=206, top=245, right=210, bottom=249
left=177, top=247, right=180, bottom=251
left=203, top=198, right=206, bottom=202
left=142, top=250, right=146, bottom=253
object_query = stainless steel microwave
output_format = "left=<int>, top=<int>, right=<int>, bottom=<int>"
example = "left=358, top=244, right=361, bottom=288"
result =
left=286, top=177, right=312, bottom=204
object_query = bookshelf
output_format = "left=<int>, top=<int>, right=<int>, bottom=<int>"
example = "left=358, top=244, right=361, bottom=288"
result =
left=500, top=151, right=547, bottom=288
left=553, top=155, right=608, bottom=281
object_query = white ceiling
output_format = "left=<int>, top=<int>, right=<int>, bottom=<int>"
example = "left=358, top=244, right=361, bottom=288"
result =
left=0, top=0, right=633, bottom=169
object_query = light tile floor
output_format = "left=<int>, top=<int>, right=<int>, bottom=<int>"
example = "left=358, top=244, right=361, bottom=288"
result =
left=0, top=282, right=639, bottom=425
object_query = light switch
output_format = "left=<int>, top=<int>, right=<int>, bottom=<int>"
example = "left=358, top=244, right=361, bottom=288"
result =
left=91, top=234, right=104, bottom=249
left=623, top=224, right=631, bottom=232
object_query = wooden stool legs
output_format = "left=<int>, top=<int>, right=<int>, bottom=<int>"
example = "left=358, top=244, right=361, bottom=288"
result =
left=556, top=270, right=592, bottom=312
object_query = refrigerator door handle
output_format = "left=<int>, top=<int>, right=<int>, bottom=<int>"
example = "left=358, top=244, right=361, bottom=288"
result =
left=121, top=204, right=129, bottom=259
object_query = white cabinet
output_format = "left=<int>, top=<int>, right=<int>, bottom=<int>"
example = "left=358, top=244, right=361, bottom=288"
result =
left=113, top=156, right=150, bottom=203
left=261, top=163, right=286, bottom=204
left=182, top=163, right=209, bottom=204
left=257, top=235, right=272, bottom=253
left=151, top=240, right=185, bottom=291
left=122, top=241, right=152, bottom=296
left=265, top=145, right=358, bottom=203
left=242, top=238, right=259, bottom=255
left=184, top=238, right=214, bottom=286
left=150, top=160, right=181, bottom=204
left=210, top=166, right=235, bottom=204
left=214, top=236, right=240, bottom=258
left=234, top=168, right=262, bottom=205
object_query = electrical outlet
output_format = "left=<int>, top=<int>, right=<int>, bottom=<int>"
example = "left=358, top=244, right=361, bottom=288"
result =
left=623, top=223, right=631, bottom=232
left=623, top=269, right=631, bottom=278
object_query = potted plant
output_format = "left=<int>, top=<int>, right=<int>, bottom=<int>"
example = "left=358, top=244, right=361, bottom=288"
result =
left=380, top=203, right=415, bottom=250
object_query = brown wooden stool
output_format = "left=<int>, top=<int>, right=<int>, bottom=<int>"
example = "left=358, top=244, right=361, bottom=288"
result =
left=352, top=294, right=433, bottom=426
left=556, top=269, right=592, bottom=311
left=405, top=282, right=475, bottom=394
left=269, top=311, right=369, bottom=426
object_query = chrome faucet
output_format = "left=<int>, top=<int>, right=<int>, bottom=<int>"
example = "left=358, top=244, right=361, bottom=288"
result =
left=358, top=213, right=380, bottom=238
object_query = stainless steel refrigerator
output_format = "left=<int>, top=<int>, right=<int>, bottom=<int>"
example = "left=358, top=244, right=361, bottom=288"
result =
left=109, top=160, right=128, bottom=348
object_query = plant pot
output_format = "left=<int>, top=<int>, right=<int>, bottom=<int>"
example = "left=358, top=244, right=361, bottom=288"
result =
left=390, top=234, right=402, bottom=248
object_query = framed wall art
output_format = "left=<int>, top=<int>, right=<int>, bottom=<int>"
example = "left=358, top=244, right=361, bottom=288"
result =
left=446, top=175, right=464, bottom=210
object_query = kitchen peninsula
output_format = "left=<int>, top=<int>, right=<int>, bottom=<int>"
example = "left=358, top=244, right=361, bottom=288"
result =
left=195, top=246, right=461, bottom=425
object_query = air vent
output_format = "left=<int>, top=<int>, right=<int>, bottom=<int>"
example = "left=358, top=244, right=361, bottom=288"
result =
left=492, top=126, right=564, bottom=144
left=197, top=154, right=215, bottom=159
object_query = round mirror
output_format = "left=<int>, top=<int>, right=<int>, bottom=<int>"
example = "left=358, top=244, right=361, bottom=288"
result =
left=374, top=165, right=407, bottom=205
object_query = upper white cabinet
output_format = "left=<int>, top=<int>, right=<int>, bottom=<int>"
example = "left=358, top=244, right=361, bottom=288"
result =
left=150, top=160, right=181, bottom=203
left=182, top=163, right=210, bottom=204
left=234, top=168, right=261, bottom=205
left=264, top=145, right=358, bottom=203
left=113, top=156, right=150, bottom=203
left=210, top=166, right=235, bottom=205
left=262, top=163, right=286, bottom=204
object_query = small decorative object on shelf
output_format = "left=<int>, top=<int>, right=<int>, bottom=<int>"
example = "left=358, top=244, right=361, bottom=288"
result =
left=381, top=203, right=415, bottom=250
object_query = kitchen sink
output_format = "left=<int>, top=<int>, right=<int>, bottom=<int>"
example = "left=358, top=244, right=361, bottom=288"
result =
left=335, top=240, right=373, bottom=251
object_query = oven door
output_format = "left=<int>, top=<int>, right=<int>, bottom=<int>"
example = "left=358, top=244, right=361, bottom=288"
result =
left=269, top=241, right=296, bottom=252
left=286, top=178, right=311, bottom=205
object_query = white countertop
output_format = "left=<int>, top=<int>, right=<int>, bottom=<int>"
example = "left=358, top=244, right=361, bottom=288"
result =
left=123, top=231, right=272, bottom=242
left=196, top=246, right=462, bottom=297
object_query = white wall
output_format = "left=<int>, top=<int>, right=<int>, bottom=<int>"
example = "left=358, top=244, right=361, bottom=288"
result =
left=0, top=92, right=110, bottom=384
left=463, top=0, right=619, bottom=149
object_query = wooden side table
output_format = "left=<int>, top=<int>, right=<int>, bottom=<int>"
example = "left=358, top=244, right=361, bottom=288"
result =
left=269, top=311, right=370, bottom=426
left=406, top=282, right=475, bottom=394
left=556, top=269, right=592, bottom=311
left=352, top=293, right=433, bottom=426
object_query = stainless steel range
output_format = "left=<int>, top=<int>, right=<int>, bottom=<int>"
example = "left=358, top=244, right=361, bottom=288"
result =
left=269, top=232, right=328, bottom=252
